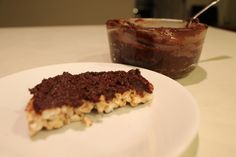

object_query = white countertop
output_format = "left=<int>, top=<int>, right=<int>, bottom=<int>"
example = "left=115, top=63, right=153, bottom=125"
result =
left=0, top=25, right=236, bottom=157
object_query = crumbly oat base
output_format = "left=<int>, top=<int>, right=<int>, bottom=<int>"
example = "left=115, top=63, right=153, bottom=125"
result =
left=25, top=90, right=152, bottom=136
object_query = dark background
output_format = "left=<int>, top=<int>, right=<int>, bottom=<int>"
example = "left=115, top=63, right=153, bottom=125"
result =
left=0, top=0, right=235, bottom=31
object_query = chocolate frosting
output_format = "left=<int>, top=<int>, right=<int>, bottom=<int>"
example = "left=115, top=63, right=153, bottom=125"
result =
left=29, top=69, right=153, bottom=113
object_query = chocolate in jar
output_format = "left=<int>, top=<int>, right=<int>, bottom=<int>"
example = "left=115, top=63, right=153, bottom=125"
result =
left=106, top=18, right=208, bottom=79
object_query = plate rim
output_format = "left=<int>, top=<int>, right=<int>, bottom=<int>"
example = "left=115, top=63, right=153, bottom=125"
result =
left=0, top=62, right=199, bottom=157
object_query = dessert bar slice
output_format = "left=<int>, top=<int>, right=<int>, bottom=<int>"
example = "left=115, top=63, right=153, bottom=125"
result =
left=25, top=69, right=154, bottom=136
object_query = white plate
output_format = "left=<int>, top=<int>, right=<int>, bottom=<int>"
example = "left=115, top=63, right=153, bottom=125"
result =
left=0, top=62, right=199, bottom=157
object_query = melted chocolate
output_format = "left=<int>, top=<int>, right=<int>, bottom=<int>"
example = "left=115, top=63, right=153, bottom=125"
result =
left=29, top=69, right=153, bottom=113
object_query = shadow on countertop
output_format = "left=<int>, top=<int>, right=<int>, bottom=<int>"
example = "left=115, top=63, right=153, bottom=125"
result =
left=179, top=135, right=199, bottom=157
left=177, top=66, right=207, bottom=86
left=177, top=55, right=232, bottom=86
left=199, top=55, right=232, bottom=63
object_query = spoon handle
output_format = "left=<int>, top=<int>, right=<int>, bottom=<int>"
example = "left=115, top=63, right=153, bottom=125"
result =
left=192, top=0, right=220, bottom=20
left=187, top=0, right=220, bottom=27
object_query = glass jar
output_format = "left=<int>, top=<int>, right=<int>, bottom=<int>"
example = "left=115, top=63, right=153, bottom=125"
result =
left=106, top=18, right=208, bottom=79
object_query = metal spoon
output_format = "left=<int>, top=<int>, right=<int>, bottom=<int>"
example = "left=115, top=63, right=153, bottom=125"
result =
left=186, top=0, right=220, bottom=27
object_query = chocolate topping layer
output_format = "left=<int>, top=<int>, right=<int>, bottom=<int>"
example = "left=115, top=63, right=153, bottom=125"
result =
left=29, top=69, right=153, bottom=113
